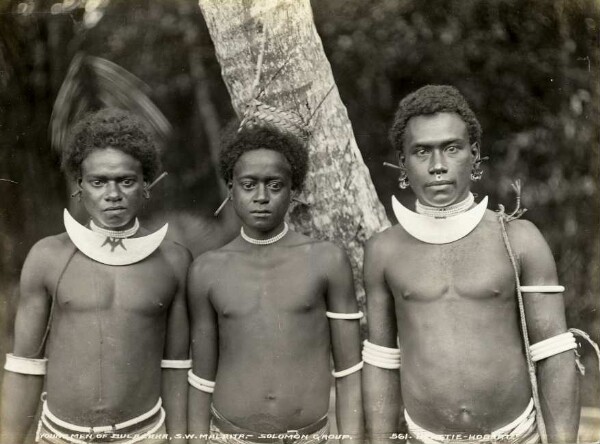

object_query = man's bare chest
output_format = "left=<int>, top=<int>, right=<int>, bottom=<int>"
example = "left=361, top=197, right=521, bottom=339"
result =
left=386, top=235, right=516, bottom=302
left=210, top=255, right=327, bottom=318
left=54, top=253, right=176, bottom=314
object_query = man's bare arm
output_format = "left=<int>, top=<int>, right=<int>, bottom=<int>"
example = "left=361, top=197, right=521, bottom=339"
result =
left=1, top=238, right=56, bottom=444
left=187, top=254, right=219, bottom=444
left=513, top=220, right=579, bottom=443
left=161, top=244, right=193, bottom=443
left=324, top=244, right=364, bottom=443
left=363, top=235, right=401, bottom=444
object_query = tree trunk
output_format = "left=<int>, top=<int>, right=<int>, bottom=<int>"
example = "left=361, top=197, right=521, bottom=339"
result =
left=198, top=0, right=390, bottom=303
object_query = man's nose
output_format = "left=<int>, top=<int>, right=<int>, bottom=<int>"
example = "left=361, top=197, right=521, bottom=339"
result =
left=429, top=150, right=448, bottom=174
left=253, top=184, right=269, bottom=203
left=104, top=182, right=122, bottom=201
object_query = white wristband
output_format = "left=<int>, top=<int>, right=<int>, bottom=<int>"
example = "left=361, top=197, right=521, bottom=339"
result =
left=362, top=340, right=401, bottom=369
left=188, top=370, right=215, bottom=393
left=520, top=285, right=565, bottom=293
left=530, top=332, right=577, bottom=362
left=332, top=361, right=363, bottom=378
left=161, top=359, right=192, bottom=369
left=326, top=311, right=364, bottom=320
left=4, top=353, right=47, bottom=375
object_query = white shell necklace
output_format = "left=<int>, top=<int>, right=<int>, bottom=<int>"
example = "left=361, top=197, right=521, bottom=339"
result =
left=90, top=218, right=140, bottom=238
left=241, top=222, right=289, bottom=245
left=415, top=192, right=475, bottom=219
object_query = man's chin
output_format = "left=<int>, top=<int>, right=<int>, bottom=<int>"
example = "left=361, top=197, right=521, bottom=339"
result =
left=93, top=214, right=135, bottom=230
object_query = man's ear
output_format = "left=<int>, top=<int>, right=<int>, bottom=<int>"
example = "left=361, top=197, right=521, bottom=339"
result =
left=396, top=151, right=406, bottom=167
left=471, top=142, right=480, bottom=161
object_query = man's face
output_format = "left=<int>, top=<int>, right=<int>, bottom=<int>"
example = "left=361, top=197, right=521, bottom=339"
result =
left=231, top=148, right=292, bottom=238
left=79, top=148, right=146, bottom=230
left=401, top=112, right=478, bottom=207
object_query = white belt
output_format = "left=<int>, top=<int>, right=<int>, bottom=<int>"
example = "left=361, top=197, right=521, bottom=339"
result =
left=42, top=398, right=162, bottom=434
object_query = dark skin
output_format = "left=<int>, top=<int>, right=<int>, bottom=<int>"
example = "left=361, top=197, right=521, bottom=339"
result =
left=188, top=149, right=363, bottom=443
left=363, top=112, right=578, bottom=443
left=0, top=148, right=191, bottom=444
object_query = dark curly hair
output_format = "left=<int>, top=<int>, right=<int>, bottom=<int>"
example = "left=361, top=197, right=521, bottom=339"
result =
left=220, top=126, right=309, bottom=190
left=62, top=108, right=161, bottom=181
left=389, top=85, right=482, bottom=152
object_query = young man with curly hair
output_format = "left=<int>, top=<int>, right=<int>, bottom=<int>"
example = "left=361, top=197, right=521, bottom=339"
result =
left=187, top=126, right=363, bottom=444
left=1, top=108, right=191, bottom=444
left=363, top=85, right=579, bottom=444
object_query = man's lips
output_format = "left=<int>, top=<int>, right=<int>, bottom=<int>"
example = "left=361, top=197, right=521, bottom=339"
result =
left=425, top=180, right=454, bottom=187
left=250, top=210, right=271, bottom=214
left=104, top=207, right=127, bottom=212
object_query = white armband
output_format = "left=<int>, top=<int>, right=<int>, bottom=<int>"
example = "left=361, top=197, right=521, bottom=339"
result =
left=520, top=285, right=565, bottom=293
left=161, top=359, right=192, bottom=369
left=4, top=353, right=47, bottom=375
left=332, top=361, right=363, bottom=378
left=188, top=370, right=215, bottom=393
left=326, top=311, right=364, bottom=320
left=530, top=332, right=577, bottom=362
left=362, top=340, right=401, bottom=369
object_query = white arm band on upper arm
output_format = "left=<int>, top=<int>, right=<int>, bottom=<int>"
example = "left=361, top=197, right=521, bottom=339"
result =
left=519, top=285, right=565, bottom=293
left=161, top=359, right=192, bottom=369
left=326, top=311, right=364, bottom=320
left=4, top=353, right=47, bottom=375
left=530, top=332, right=577, bottom=362
left=362, top=340, right=401, bottom=369
left=332, top=361, right=363, bottom=378
left=188, top=370, right=215, bottom=393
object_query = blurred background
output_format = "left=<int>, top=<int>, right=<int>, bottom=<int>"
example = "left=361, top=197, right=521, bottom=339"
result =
left=1, top=0, right=598, bottom=437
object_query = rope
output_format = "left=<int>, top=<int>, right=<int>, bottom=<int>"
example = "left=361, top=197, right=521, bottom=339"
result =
left=237, top=21, right=311, bottom=142
left=496, top=182, right=549, bottom=444
left=29, top=245, right=77, bottom=358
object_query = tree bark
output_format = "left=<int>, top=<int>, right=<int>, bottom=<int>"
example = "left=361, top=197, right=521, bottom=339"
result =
left=198, top=0, right=390, bottom=303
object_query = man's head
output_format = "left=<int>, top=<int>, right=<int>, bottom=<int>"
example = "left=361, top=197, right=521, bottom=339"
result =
left=389, top=85, right=482, bottom=207
left=62, top=108, right=161, bottom=229
left=389, top=85, right=482, bottom=153
left=220, top=126, right=309, bottom=237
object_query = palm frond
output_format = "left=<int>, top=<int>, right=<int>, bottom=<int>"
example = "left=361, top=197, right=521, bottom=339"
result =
left=50, top=52, right=172, bottom=152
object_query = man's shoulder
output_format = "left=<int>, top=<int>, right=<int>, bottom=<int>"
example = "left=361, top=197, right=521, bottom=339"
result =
left=28, top=232, right=74, bottom=261
left=505, top=217, right=549, bottom=255
left=158, top=239, right=192, bottom=267
left=189, top=247, right=229, bottom=278
left=365, top=224, right=407, bottom=255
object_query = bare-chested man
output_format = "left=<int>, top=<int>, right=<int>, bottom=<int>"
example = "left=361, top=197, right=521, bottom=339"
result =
left=1, top=108, right=191, bottom=444
left=187, top=126, right=363, bottom=444
left=363, top=85, right=579, bottom=444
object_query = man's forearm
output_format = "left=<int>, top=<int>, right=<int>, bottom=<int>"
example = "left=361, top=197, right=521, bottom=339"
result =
left=537, top=351, right=579, bottom=443
left=0, top=372, right=44, bottom=444
left=162, top=369, right=188, bottom=444
left=335, top=373, right=364, bottom=444
left=188, top=389, right=212, bottom=444
left=363, top=366, right=401, bottom=444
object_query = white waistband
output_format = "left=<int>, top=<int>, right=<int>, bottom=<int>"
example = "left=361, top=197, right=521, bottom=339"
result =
left=42, top=398, right=162, bottom=434
left=405, top=398, right=535, bottom=441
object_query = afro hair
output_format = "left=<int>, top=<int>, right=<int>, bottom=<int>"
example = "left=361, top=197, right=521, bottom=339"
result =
left=220, top=125, right=309, bottom=191
left=62, top=108, right=161, bottom=181
left=389, top=85, right=482, bottom=152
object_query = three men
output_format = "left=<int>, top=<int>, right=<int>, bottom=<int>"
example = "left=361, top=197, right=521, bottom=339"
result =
left=1, top=108, right=191, bottom=444
left=363, top=85, right=579, bottom=443
left=187, top=126, right=364, bottom=443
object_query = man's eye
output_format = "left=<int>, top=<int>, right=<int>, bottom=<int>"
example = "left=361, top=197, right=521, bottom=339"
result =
left=416, top=149, right=428, bottom=156
left=268, top=182, right=283, bottom=191
left=446, top=145, right=459, bottom=153
left=121, top=179, right=135, bottom=186
left=241, top=182, right=255, bottom=190
left=90, top=180, right=104, bottom=187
